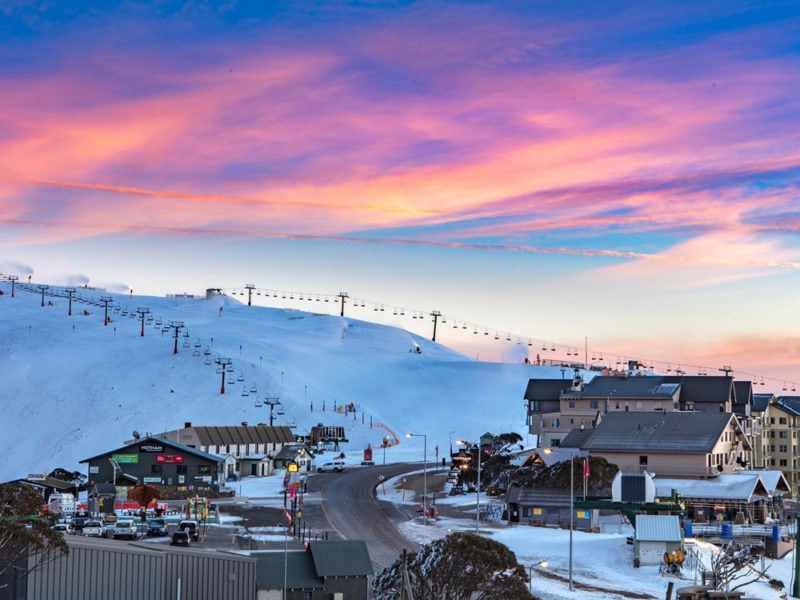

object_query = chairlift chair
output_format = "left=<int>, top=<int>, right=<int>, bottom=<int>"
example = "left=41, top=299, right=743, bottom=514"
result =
left=254, top=399, right=263, bottom=408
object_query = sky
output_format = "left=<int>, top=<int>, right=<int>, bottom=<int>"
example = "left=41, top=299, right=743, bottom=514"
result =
left=1, top=1, right=799, bottom=389
left=1, top=284, right=796, bottom=598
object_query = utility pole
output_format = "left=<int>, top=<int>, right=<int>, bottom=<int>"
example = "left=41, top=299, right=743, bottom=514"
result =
left=7, top=275, right=18, bottom=297
left=337, top=292, right=349, bottom=317
left=215, top=357, right=232, bottom=394
left=245, top=283, right=255, bottom=306
left=100, top=295, right=113, bottom=325
left=719, top=365, right=733, bottom=376
left=64, top=288, right=76, bottom=316
left=137, top=308, right=150, bottom=337
left=38, top=285, right=49, bottom=307
left=168, top=320, right=184, bottom=354
left=430, top=310, right=441, bottom=342
left=264, top=396, right=281, bottom=426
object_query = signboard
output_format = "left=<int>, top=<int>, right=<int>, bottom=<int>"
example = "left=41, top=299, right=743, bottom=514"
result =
left=28, top=473, right=47, bottom=481
left=287, top=462, right=298, bottom=473
left=139, top=443, right=165, bottom=453
left=89, top=466, right=99, bottom=474
left=112, top=454, right=138, bottom=464
left=143, top=477, right=162, bottom=484
left=156, top=454, right=184, bottom=464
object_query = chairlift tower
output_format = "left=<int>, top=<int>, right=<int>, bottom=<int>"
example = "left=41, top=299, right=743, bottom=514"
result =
left=38, top=285, right=50, bottom=307
left=137, top=307, right=150, bottom=336
left=245, top=283, right=256, bottom=306
left=100, top=296, right=113, bottom=325
left=64, top=288, right=76, bottom=316
left=337, top=292, right=349, bottom=317
left=430, top=310, right=441, bottom=342
left=168, top=320, right=184, bottom=354
left=215, top=357, right=232, bottom=394
left=264, top=396, right=281, bottom=427
left=7, top=275, right=18, bottom=298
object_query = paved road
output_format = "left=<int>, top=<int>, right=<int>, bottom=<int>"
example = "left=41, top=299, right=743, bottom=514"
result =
left=314, top=463, right=423, bottom=571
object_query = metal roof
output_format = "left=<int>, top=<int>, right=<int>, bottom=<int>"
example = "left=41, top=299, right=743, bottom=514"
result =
left=752, top=394, right=774, bottom=412
left=523, top=378, right=572, bottom=400
left=582, top=412, right=736, bottom=454
left=254, top=551, right=323, bottom=590
left=578, top=376, right=679, bottom=399
left=191, top=425, right=295, bottom=446
left=776, top=396, right=800, bottom=416
left=635, top=515, right=682, bottom=542
left=308, top=540, right=374, bottom=577
left=80, top=436, right=224, bottom=464
left=660, top=375, right=734, bottom=405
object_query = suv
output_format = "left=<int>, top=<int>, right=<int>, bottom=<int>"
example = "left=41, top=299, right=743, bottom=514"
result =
left=178, top=520, right=199, bottom=541
left=316, top=460, right=345, bottom=473
left=112, top=519, right=138, bottom=540
left=82, top=521, right=104, bottom=537
left=147, top=518, right=169, bottom=537
left=170, top=530, right=191, bottom=547
left=52, top=522, right=74, bottom=535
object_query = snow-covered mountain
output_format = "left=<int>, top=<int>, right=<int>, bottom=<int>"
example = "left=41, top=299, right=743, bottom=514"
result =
left=0, top=283, right=575, bottom=482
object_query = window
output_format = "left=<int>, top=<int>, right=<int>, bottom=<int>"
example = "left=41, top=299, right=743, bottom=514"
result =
left=530, top=400, right=540, bottom=412
left=780, top=459, right=788, bottom=467
left=780, top=417, right=788, bottom=425
left=780, top=431, right=789, bottom=439
left=198, top=465, right=211, bottom=475
left=639, top=455, right=648, bottom=466
left=780, top=445, right=788, bottom=453
left=635, top=401, right=643, bottom=410
left=568, top=400, right=576, bottom=409
left=590, top=400, right=598, bottom=409
left=150, top=464, right=162, bottom=474
left=176, top=465, right=187, bottom=474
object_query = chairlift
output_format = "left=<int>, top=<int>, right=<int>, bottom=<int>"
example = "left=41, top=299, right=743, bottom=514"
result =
left=494, top=333, right=499, bottom=340
left=241, top=388, right=249, bottom=397
left=250, top=385, right=258, bottom=394
left=227, top=374, right=235, bottom=384
left=254, top=398, right=263, bottom=408
left=237, top=372, right=245, bottom=382
left=183, top=330, right=190, bottom=337
left=192, top=349, right=201, bottom=357
left=505, top=334, right=511, bottom=341
left=182, top=340, right=190, bottom=349
left=276, top=409, right=285, bottom=416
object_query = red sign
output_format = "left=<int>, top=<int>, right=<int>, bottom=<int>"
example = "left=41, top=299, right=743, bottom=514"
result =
left=156, top=454, right=184, bottom=464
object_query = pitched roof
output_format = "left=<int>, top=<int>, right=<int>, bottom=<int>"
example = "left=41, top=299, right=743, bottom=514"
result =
left=582, top=412, right=736, bottom=454
left=654, top=472, right=773, bottom=502
left=523, top=378, right=573, bottom=401
left=660, top=375, right=734, bottom=405
left=308, top=540, right=373, bottom=577
left=732, top=380, right=753, bottom=408
left=577, top=376, right=679, bottom=399
left=254, top=551, right=322, bottom=590
left=191, top=425, right=295, bottom=446
left=752, top=394, right=774, bottom=412
left=80, top=436, right=224, bottom=464
left=775, top=396, right=800, bottom=416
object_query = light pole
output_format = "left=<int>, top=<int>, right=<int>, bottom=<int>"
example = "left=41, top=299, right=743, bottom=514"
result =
left=458, top=440, right=482, bottom=533
left=528, top=560, right=548, bottom=595
left=544, top=447, right=576, bottom=591
left=406, top=433, right=427, bottom=525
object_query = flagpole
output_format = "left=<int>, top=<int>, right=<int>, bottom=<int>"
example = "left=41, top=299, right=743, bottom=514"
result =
left=583, top=458, right=587, bottom=500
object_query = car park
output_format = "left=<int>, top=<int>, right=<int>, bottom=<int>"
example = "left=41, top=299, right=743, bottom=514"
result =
left=178, top=520, right=199, bottom=541
left=82, top=521, right=104, bottom=537
left=316, top=460, right=345, bottom=473
left=147, top=518, right=168, bottom=537
left=112, top=519, right=138, bottom=540
left=170, top=530, right=191, bottom=547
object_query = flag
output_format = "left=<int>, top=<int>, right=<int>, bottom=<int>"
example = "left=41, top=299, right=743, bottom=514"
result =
left=583, top=458, right=590, bottom=480
left=435, top=445, right=439, bottom=458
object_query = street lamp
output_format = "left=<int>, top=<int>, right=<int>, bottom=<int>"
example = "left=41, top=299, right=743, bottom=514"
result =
left=406, top=433, right=428, bottom=525
left=457, top=440, right=482, bottom=533
left=528, top=560, right=548, bottom=594
left=544, top=447, right=577, bottom=592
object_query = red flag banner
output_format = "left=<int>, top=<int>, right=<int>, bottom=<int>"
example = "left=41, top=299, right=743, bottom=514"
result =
left=583, top=458, right=590, bottom=480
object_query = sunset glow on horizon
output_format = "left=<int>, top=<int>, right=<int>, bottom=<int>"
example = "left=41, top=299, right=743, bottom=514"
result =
left=2, top=1, right=799, bottom=389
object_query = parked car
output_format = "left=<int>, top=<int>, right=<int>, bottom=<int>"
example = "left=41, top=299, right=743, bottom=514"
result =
left=112, top=519, right=138, bottom=540
left=51, top=522, right=74, bottom=535
left=82, top=521, right=104, bottom=537
left=71, top=512, right=90, bottom=531
left=316, top=460, right=345, bottom=473
left=178, top=520, right=199, bottom=541
left=170, top=530, right=191, bottom=547
left=147, top=518, right=168, bottom=537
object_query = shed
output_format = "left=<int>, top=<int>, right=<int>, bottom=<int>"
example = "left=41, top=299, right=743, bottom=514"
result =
left=634, top=514, right=682, bottom=566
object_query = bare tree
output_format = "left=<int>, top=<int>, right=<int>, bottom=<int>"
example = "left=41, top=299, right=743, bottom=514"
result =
left=0, top=484, right=68, bottom=586
left=707, top=541, right=766, bottom=593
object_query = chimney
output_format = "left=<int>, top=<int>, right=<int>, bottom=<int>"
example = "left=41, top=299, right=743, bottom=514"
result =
left=184, top=422, right=192, bottom=429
